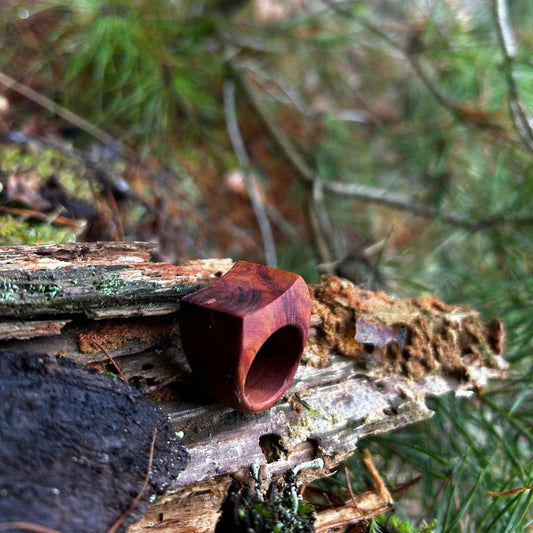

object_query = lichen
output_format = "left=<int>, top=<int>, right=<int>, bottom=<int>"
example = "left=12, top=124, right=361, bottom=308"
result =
left=93, top=270, right=161, bottom=297
left=215, top=468, right=316, bottom=533
left=94, top=273, right=129, bottom=295
left=0, top=276, right=19, bottom=302
left=0, top=275, right=63, bottom=302
left=29, top=282, right=63, bottom=299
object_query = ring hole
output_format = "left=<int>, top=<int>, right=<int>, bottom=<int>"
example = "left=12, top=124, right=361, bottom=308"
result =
left=244, top=325, right=303, bottom=409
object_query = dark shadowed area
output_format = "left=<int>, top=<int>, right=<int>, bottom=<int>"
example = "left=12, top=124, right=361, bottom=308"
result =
left=0, top=352, right=188, bottom=533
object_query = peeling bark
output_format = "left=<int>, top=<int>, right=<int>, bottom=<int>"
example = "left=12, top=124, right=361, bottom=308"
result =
left=0, top=242, right=507, bottom=533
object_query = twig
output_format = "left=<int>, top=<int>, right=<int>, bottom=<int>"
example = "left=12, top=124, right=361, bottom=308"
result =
left=486, top=485, right=533, bottom=497
left=92, top=339, right=128, bottom=382
left=0, top=71, right=136, bottom=160
left=316, top=505, right=394, bottom=532
left=349, top=10, right=502, bottom=131
left=147, top=373, right=181, bottom=393
left=362, top=449, right=392, bottom=504
left=307, top=177, right=334, bottom=264
left=237, top=74, right=313, bottom=184
left=107, top=428, right=158, bottom=533
left=322, top=179, right=443, bottom=219
left=237, top=74, right=467, bottom=227
left=493, top=0, right=533, bottom=153
left=407, top=53, right=464, bottom=120
left=0, top=205, right=85, bottom=229
left=238, top=72, right=533, bottom=231
left=325, top=1, right=512, bottom=134
left=236, top=59, right=309, bottom=115
left=344, top=465, right=362, bottom=510
left=223, top=77, right=278, bottom=267
left=315, top=449, right=400, bottom=532
left=264, top=203, right=301, bottom=242
left=0, top=523, right=62, bottom=533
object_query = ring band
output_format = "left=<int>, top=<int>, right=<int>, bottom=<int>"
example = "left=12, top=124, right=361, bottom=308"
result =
left=179, top=261, right=311, bottom=412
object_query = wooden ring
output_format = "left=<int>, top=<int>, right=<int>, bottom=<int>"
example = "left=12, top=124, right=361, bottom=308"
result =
left=179, top=261, right=311, bottom=412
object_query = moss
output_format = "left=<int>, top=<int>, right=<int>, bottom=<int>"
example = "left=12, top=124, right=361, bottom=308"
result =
left=370, top=515, right=437, bottom=532
left=0, top=144, right=94, bottom=201
left=0, top=215, right=76, bottom=246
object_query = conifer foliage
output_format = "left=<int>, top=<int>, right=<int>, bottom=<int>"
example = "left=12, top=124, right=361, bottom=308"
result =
left=0, top=1, right=532, bottom=530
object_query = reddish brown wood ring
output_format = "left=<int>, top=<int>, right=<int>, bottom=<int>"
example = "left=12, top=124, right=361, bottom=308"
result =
left=179, top=261, right=312, bottom=412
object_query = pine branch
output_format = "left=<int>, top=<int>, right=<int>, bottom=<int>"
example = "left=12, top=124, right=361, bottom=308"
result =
left=236, top=73, right=479, bottom=229
left=353, top=15, right=503, bottom=131
left=237, top=71, right=533, bottom=232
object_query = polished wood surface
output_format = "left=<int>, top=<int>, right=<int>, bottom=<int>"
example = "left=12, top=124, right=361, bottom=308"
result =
left=179, top=261, right=312, bottom=412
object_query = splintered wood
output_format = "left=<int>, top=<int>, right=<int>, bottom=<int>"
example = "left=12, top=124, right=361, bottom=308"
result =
left=0, top=242, right=508, bottom=533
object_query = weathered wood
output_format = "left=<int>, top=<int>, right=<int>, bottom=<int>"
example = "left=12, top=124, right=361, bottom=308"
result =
left=0, top=241, right=219, bottom=318
left=0, top=242, right=507, bottom=533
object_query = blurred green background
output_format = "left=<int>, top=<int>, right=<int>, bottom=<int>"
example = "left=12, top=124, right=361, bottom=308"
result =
left=0, top=1, right=532, bottom=531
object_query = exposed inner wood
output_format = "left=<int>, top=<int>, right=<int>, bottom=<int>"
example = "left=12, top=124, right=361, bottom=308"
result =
left=0, top=242, right=508, bottom=533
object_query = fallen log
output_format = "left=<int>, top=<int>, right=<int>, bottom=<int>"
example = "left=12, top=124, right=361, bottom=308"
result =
left=0, top=242, right=507, bottom=532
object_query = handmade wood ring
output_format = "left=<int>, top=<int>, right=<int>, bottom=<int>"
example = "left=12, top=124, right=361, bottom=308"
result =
left=179, top=261, right=311, bottom=413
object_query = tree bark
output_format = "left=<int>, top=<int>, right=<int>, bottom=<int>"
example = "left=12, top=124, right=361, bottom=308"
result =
left=0, top=242, right=507, bottom=533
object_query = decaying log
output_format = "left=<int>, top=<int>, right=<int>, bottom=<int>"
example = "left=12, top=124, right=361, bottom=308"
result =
left=0, top=351, right=188, bottom=533
left=0, top=242, right=507, bottom=533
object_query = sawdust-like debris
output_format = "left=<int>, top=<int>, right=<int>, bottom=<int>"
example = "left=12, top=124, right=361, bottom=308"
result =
left=305, top=276, right=507, bottom=384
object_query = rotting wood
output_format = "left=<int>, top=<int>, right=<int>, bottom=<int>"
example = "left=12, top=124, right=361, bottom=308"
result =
left=0, top=242, right=508, bottom=533
left=0, top=351, right=187, bottom=533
